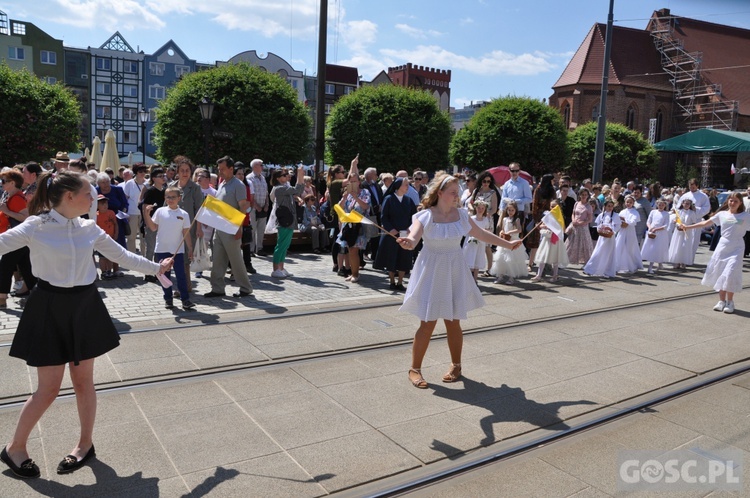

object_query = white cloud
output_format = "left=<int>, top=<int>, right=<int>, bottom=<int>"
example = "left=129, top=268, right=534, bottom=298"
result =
left=342, top=19, right=378, bottom=52
left=49, top=0, right=166, bottom=30
left=380, top=45, right=556, bottom=76
left=395, top=23, right=443, bottom=39
left=459, top=17, right=474, bottom=26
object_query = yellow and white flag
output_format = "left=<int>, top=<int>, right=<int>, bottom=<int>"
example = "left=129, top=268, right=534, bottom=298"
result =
left=333, top=204, right=376, bottom=226
left=542, top=204, right=565, bottom=244
left=195, top=196, right=245, bottom=235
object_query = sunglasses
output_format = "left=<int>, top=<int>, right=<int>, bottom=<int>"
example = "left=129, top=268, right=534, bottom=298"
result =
left=510, top=169, right=520, bottom=173
left=482, top=179, right=491, bottom=184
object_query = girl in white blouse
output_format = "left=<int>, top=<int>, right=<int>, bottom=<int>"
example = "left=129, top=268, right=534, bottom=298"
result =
left=0, top=171, right=171, bottom=479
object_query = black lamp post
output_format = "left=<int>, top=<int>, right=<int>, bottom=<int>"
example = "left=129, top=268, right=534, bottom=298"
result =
left=198, top=96, right=215, bottom=168
left=139, top=108, right=149, bottom=165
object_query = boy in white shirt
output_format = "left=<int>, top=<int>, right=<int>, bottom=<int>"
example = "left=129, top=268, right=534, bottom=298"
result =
left=144, top=186, right=195, bottom=310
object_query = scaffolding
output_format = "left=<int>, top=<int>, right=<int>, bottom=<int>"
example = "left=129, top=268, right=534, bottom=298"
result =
left=650, top=16, right=738, bottom=132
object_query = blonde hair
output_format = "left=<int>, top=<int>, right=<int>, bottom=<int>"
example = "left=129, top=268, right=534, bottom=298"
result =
left=420, top=173, right=459, bottom=210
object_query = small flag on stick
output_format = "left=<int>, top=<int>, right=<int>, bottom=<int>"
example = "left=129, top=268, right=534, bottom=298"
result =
left=541, top=205, right=565, bottom=244
left=333, top=204, right=397, bottom=239
left=195, top=196, right=245, bottom=235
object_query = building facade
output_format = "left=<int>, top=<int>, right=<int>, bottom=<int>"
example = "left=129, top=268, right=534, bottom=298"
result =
left=387, top=63, right=451, bottom=111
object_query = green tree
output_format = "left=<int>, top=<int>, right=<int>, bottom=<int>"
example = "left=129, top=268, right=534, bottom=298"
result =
left=154, top=63, right=311, bottom=164
left=325, top=85, right=452, bottom=173
left=449, top=96, right=567, bottom=177
left=0, top=63, right=81, bottom=166
left=567, top=122, right=659, bottom=182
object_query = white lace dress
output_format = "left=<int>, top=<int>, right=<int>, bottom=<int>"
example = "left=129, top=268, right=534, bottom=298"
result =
left=401, top=208, right=484, bottom=322
left=701, top=211, right=750, bottom=293
left=462, top=215, right=492, bottom=270
left=491, top=217, right=527, bottom=278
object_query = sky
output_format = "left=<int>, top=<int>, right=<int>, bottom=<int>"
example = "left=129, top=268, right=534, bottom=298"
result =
left=3, top=0, right=750, bottom=109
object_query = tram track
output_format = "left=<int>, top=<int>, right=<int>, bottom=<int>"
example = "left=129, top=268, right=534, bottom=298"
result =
left=346, top=360, right=750, bottom=497
left=0, top=282, right=738, bottom=410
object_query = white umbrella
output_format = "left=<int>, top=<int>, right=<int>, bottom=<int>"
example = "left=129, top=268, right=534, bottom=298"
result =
left=127, top=151, right=133, bottom=167
left=91, top=137, right=102, bottom=171
left=84, top=147, right=91, bottom=163
left=100, top=129, right=119, bottom=173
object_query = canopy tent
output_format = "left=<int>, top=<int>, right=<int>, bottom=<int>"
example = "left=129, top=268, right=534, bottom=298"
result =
left=653, top=128, right=750, bottom=153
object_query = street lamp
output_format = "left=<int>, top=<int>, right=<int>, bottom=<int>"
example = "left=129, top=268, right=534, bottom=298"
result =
left=198, top=96, right=215, bottom=168
left=139, top=108, right=149, bottom=165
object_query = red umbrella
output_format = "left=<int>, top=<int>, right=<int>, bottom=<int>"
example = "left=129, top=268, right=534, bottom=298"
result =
left=487, top=165, right=533, bottom=187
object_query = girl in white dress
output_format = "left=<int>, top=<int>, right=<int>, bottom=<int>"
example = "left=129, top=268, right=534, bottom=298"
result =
left=462, top=200, right=492, bottom=282
left=668, top=198, right=700, bottom=269
left=531, top=200, right=569, bottom=282
left=491, top=200, right=527, bottom=284
left=615, top=195, right=643, bottom=273
left=678, top=192, right=749, bottom=313
left=397, top=174, right=522, bottom=389
left=640, top=198, right=670, bottom=274
left=583, top=199, right=621, bottom=278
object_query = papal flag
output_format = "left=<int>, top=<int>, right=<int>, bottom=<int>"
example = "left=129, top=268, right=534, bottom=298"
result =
left=195, top=196, right=245, bottom=234
left=333, top=204, right=377, bottom=227
left=542, top=204, right=565, bottom=244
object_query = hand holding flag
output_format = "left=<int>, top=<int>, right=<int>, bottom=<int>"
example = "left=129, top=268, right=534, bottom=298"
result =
left=541, top=205, right=566, bottom=244
left=333, top=204, right=397, bottom=239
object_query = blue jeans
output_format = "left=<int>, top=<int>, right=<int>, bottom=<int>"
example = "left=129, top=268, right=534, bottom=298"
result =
left=155, top=252, right=189, bottom=303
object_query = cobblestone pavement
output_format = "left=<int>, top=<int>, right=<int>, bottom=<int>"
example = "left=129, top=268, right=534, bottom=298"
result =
left=0, top=242, right=736, bottom=339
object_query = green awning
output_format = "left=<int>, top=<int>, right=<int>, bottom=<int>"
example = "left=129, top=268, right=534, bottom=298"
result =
left=653, top=128, right=750, bottom=153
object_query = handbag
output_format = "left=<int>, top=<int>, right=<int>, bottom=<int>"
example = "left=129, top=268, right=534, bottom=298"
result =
left=341, top=222, right=361, bottom=246
left=647, top=232, right=656, bottom=239
left=275, top=205, right=295, bottom=228
left=190, top=237, right=212, bottom=272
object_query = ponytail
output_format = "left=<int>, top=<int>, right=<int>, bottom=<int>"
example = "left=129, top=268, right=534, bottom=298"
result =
left=28, top=171, right=85, bottom=215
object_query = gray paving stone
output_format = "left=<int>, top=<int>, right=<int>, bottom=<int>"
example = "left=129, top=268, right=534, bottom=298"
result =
left=215, top=367, right=311, bottom=402
left=106, top=332, right=185, bottom=364
left=131, top=380, right=233, bottom=418
left=180, top=452, right=326, bottom=498
left=110, top=354, right=199, bottom=381
left=288, top=429, right=422, bottom=493
left=172, top=334, right=268, bottom=369
left=239, top=389, right=370, bottom=449
left=599, top=411, right=701, bottom=450
left=0, top=355, right=31, bottom=399
left=253, top=337, right=334, bottom=359
left=653, top=334, right=750, bottom=373
left=147, top=403, right=280, bottom=474
left=39, top=391, right=143, bottom=438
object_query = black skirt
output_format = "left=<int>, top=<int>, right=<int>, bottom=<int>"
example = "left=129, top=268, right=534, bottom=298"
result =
left=10, top=280, right=120, bottom=367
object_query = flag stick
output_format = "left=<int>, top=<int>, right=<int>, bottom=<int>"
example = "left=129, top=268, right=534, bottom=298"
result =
left=519, top=221, right=543, bottom=242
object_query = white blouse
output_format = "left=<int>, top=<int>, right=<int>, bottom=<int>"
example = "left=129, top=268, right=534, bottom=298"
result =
left=0, top=209, right=160, bottom=287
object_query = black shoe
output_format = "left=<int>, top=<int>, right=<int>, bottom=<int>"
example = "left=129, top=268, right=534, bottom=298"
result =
left=246, top=265, right=257, bottom=274
left=165, top=300, right=174, bottom=309
left=332, top=265, right=339, bottom=272
left=337, top=269, right=347, bottom=277
left=233, top=290, right=253, bottom=298
left=182, top=300, right=196, bottom=310
left=144, top=275, right=158, bottom=283
left=389, top=282, right=397, bottom=290
left=396, top=283, right=407, bottom=291
left=10, top=290, right=30, bottom=297
left=203, top=291, right=226, bottom=298
left=57, top=445, right=95, bottom=475
left=1, top=446, right=40, bottom=479
left=256, top=250, right=269, bottom=257
left=172, top=290, right=181, bottom=299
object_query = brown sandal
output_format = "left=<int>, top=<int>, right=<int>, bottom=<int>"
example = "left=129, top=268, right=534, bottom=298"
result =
left=442, top=363, right=462, bottom=383
left=408, top=368, right=428, bottom=389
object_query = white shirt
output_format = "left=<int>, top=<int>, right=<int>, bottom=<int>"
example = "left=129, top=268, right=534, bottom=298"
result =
left=681, top=189, right=710, bottom=217
left=152, top=206, right=191, bottom=254
left=122, top=179, right=146, bottom=214
left=0, top=210, right=160, bottom=287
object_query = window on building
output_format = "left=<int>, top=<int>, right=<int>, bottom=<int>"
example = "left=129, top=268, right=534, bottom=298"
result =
left=149, top=85, right=165, bottom=100
left=95, top=130, right=107, bottom=141
left=96, top=106, right=112, bottom=119
left=325, top=103, right=333, bottom=114
left=96, top=82, right=111, bottom=95
left=40, top=50, right=57, bottom=65
left=325, top=84, right=335, bottom=95
left=149, top=62, right=165, bottom=76
left=124, top=84, right=138, bottom=97
left=96, top=58, right=111, bottom=71
left=149, top=109, right=158, bottom=122
left=655, top=109, right=664, bottom=143
left=175, top=65, right=190, bottom=78
left=287, top=78, right=298, bottom=89
left=11, top=22, right=25, bottom=35
left=562, top=102, right=571, bottom=129
left=8, top=47, right=25, bottom=60
left=123, top=108, right=138, bottom=120
left=148, top=131, right=156, bottom=145
left=44, top=76, right=57, bottom=85
left=123, top=61, right=138, bottom=73
left=344, top=86, right=354, bottom=95
left=626, top=104, right=637, bottom=129
left=123, top=131, right=137, bottom=144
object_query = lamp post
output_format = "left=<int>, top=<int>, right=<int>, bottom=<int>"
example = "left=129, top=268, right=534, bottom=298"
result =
left=198, top=96, right=215, bottom=169
left=139, top=108, right=149, bottom=165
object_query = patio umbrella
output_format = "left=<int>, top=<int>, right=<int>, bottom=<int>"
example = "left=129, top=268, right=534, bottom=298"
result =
left=127, top=151, right=133, bottom=167
left=83, top=147, right=91, bottom=163
left=487, top=165, right=533, bottom=187
left=91, top=136, right=102, bottom=171
left=100, top=129, right=119, bottom=173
